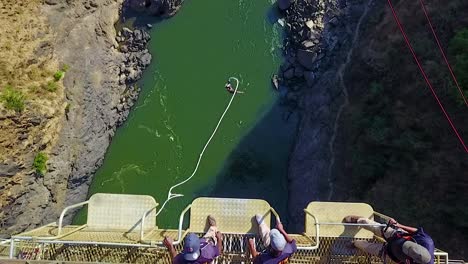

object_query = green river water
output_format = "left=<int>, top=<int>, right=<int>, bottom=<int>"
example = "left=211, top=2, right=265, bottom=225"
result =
left=76, top=0, right=298, bottom=228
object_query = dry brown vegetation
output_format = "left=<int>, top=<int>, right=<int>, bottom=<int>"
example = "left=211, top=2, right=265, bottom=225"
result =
left=0, top=0, right=65, bottom=220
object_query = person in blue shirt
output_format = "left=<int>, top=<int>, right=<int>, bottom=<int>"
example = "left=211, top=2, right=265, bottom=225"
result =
left=163, top=215, right=223, bottom=264
left=344, top=215, right=434, bottom=264
left=248, top=214, right=297, bottom=264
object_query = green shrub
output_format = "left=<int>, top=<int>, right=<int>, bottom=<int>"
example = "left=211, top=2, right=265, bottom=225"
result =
left=62, top=64, right=70, bottom=72
left=367, top=115, right=390, bottom=143
left=43, top=81, right=58, bottom=92
left=369, top=82, right=384, bottom=96
left=65, top=102, right=71, bottom=114
left=0, top=86, right=25, bottom=112
left=53, top=70, right=64, bottom=81
left=449, top=29, right=468, bottom=102
left=33, top=152, right=48, bottom=175
left=449, top=29, right=468, bottom=55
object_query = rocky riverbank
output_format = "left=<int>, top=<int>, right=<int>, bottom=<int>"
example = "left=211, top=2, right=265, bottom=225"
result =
left=274, top=0, right=376, bottom=231
left=0, top=0, right=183, bottom=235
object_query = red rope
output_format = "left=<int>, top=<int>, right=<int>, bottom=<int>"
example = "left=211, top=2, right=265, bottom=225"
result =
left=419, top=0, right=468, bottom=107
left=386, top=0, right=468, bottom=153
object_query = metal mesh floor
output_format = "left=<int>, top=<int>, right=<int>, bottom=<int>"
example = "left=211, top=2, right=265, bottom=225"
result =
left=4, top=235, right=396, bottom=264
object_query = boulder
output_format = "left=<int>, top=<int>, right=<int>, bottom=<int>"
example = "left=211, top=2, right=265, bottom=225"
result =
left=302, top=40, right=315, bottom=49
left=127, top=69, right=139, bottom=82
left=119, top=73, right=127, bottom=84
left=133, top=29, right=143, bottom=41
left=271, top=74, right=280, bottom=90
left=122, top=27, right=133, bottom=38
left=142, top=30, right=151, bottom=41
left=284, top=68, right=295, bottom=79
left=294, top=67, right=304, bottom=78
left=140, top=52, right=152, bottom=66
left=297, top=49, right=317, bottom=70
left=309, top=31, right=321, bottom=41
left=0, top=161, right=21, bottom=177
left=29, top=117, right=42, bottom=126
left=278, top=0, right=294, bottom=10
left=128, top=0, right=148, bottom=11
left=305, top=20, right=314, bottom=29
left=148, top=0, right=182, bottom=17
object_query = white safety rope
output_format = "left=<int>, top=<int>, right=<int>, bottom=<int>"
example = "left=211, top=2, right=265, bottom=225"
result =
left=156, top=77, right=241, bottom=216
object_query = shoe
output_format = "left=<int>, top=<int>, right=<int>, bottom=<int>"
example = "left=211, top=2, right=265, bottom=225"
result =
left=255, top=214, right=264, bottom=225
left=207, top=215, right=216, bottom=227
left=343, top=215, right=361, bottom=223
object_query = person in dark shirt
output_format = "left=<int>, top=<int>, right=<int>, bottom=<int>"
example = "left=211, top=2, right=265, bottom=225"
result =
left=224, top=80, right=244, bottom=94
left=163, top=215, right=223, bottom=264
left=248, top=214, right=297, bottom=264
left=343, top=215, right=434, bottom=264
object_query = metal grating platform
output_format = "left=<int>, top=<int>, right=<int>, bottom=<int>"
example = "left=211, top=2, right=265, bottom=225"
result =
left=1, top=196, right=450, bottom=264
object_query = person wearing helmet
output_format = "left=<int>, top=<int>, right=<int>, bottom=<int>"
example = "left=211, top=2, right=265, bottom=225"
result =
left=224, top=80, right=244, bottom=94
left=248, top=214, right=297, bottom=264
left=163, top=215, right=223, bottom=264
left=343, top=215, right=434, bottom=264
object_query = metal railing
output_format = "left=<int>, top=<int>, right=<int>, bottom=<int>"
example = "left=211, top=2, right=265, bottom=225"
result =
left=1, top=200, right=454, bottom=264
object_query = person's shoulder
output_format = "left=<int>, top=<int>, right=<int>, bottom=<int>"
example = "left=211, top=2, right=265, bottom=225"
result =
left=200, top=242, right=219, bottom=259
left=415, top=227, right=432, bottom=238
left=284, top=240, right=297, bottom=254
left=173, top=253, right=185, bottom=264
left=414, top=227, right=435, bottom=248
left=254, top=252, right=273, bottom=264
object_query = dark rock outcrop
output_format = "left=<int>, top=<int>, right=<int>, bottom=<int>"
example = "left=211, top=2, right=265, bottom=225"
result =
left=126, top=0, right=184, bottom=17
left=278, top=0, right=295, bottom=10
left=117, top=27, right=152, bottom=85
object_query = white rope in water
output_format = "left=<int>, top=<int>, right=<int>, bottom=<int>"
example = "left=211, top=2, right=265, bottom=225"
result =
left=156, top=77, right=241, bottom=216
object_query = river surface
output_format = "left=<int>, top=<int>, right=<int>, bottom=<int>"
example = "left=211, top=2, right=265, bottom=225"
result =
left=76, top=0, right=297, bottom=228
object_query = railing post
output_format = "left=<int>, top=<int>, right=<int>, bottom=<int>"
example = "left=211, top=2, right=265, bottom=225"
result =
left=58, top=201, right=89, bottom=236
left=9, top=239, right=14, bottom=258
left=173, top=204, right=192, bottom=245
left=299, top=209, right=320, bottom=250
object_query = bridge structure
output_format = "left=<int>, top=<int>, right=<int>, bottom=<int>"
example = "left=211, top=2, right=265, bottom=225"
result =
left=0, top=193, right=456, bottom=263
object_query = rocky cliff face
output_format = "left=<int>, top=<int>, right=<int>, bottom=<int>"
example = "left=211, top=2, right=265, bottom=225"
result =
left=275, top=0, right=374, bottom=231
left=0, top=0, right=156, bottom=234
left=1, top=0, right=186, bottom=235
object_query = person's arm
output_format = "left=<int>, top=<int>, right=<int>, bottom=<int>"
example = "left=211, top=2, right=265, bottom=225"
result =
left=276, top=222, right=294, bottom=243
left=248, top=238, right=259, bottom=258
left=216, top=231, right=223, bottom=254
left=163, top=236, right=178, bottom=262
left=389, top=218, right=418, bottom=234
